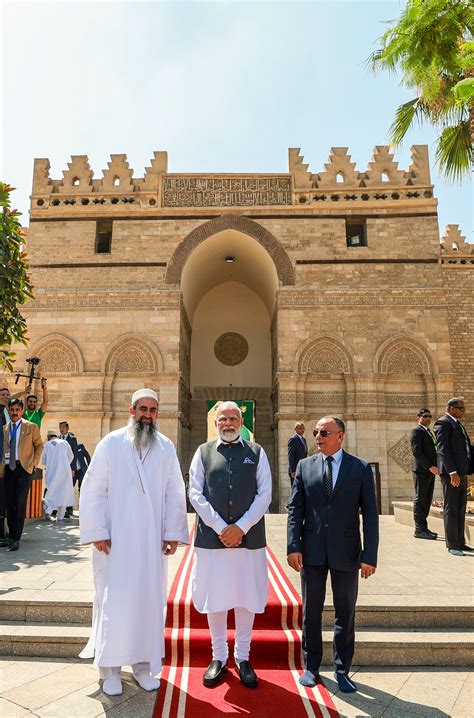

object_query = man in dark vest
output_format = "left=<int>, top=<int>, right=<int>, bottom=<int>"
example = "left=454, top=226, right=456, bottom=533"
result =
left=434, top=397, right=473, bottom=556
left=410, top=409, right=438, bottom=540
left=189, top=401, right=272, bottom=689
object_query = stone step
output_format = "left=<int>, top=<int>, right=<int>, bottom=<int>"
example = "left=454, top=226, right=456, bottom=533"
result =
left=0, top=598, right=471, bottom=628
left=0, top=623, right=472, bottom=665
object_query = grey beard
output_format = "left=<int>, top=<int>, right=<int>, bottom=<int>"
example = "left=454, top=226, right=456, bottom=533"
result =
left=127, top=415, right=158, bottom=450
left=218, top=427, right=241, bottom=443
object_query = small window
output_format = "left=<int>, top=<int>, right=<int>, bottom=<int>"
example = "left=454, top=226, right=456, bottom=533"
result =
left=95, top=220, right=113, bottom=253
left=113, top=176, right=120, bottom=186
left=346, top=220, right=367, bottom=247
left=72, top=177, right=80, bottom=186
left=336, top=172, right=344, bottom=183
left=381, top=172, right=389, bottom=183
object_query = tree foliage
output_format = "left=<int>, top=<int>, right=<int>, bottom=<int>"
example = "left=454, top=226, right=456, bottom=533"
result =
left=0, top=183, right=34, bottom=371
left=369, top=0, right=473, bottom=182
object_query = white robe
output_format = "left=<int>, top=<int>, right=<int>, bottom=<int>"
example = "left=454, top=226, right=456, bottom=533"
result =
left=189, top=437, right=272, bottom=614
left=41, top=439, right=74, bottom=509
left=79, top=426, right=189, bottom=675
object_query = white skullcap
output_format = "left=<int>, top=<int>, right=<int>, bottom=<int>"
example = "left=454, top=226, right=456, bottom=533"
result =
left=47, top=429, right=58, bottom=438
left=131, top=388, right=159, bottom=406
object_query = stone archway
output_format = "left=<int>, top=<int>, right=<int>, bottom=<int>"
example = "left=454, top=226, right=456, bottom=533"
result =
left=165, top=214, right=295, bottom=286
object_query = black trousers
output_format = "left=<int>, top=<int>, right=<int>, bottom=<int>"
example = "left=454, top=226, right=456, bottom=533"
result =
left=412, top=470, right=435, bottom=532
left=4, top=463, right=33, bottom=542
left=441, top=474, right=467, bottom=550
left=301, top=562, right=358, bottom=675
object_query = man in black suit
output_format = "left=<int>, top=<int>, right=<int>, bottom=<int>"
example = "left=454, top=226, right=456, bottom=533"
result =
left=433, top=397, right=473, bottom=557
left=287, top=416, right=379, bottom=694
left=288, top=421, right=308, bottom=486
left=410, top=409, right=438, bottom=540
left=59, top=421, right=79, bottom=518
left=75, top=443, right=91, bottom=492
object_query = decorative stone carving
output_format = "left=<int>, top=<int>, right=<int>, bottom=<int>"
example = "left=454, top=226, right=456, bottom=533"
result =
left=388, top=435, right=412, bottom=472
left=39, top=342, right=80, bottom=374
left=58, top=155, right=93, bottom=194
left=297, top=338, right=352, bottom=375
left=162, top=176, right=292, bottom=207
left=317, top=147, right=360, bottom=189
left=107, top=340, right=158, bottom=374
left=214, top=333, right=249, bottom=366
left=288, top=148, right=314, bottom=190
left=364, top=146, right=406, bottom=187
left=383, top=346, right=425, bottom=374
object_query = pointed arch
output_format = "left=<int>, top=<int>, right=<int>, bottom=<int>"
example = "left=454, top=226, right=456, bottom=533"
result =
left=375, top=335, right=435, bottom=375
left=164, top=214, right=295, bottom=286
left=295, top=335, right=354, bottom=375
left=103, top=333, right=164, bottom=375
left=30, top=334, right=84, bottom=375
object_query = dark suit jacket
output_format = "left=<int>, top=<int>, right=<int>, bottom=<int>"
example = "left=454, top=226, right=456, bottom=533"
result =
left=76, top=444, right=90, bottom=473
left=433, top=415, right=473, bottom=478
left=65, top=432, right=79, bottom=471
left=287, top=450, right=379, bottom=571
left=410, top=425, right=437, bottom=474
left=288, top=434, right=308, bottom=474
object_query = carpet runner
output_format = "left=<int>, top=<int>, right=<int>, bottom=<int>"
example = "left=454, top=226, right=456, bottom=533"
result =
left=153, top=539, right=339, bottom=718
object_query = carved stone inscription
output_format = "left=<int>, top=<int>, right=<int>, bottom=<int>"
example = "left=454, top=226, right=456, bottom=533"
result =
left=162, top=176, right=292, bottom=207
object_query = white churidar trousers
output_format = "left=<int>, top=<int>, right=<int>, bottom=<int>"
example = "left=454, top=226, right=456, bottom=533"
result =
left=207, top=608, right=255, bottom=663
left=99, top=662, right=152, bottom=679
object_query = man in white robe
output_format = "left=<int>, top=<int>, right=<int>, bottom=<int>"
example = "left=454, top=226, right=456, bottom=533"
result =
left=189, top=401, right=272, bottom=689
left=41, top=430, right=74, bottom=521
left=79, top=389, right=189, bottom=696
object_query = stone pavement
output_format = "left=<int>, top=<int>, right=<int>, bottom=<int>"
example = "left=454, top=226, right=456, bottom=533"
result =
left=0, top=515, right=472, bottom=717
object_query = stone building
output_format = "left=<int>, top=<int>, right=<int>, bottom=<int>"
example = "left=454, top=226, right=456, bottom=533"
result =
left=4, top=145, right=473, bottom=511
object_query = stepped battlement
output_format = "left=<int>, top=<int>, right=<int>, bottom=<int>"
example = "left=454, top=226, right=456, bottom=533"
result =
left=30, top=145, right=435, bottom=216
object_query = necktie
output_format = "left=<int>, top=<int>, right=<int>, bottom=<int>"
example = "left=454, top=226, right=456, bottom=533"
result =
left=9, top=423, right=19, bottom=469
left=324, top=456, right=333, bottom=498
left=426, top=428, right=438, bottom=449
left=458, top=423, right=471, bottom=460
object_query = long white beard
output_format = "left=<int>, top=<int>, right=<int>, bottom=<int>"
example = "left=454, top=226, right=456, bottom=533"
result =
left=127, top=415, right=158, bottom=450
left=218, top=426, right=241, bottom=443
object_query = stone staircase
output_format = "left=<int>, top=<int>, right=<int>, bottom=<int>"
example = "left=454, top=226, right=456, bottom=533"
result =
left=0, top=597, right=472, bottom=666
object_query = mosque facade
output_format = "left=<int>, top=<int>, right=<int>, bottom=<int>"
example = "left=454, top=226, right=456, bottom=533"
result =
left=6, top=145, right=473, bottom=511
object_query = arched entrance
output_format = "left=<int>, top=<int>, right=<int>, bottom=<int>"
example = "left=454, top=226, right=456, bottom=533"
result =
left=177, top=217, right=288, bottom=509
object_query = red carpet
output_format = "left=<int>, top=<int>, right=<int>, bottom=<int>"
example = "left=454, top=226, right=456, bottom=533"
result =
left=153, top=538, right=339, bottom=718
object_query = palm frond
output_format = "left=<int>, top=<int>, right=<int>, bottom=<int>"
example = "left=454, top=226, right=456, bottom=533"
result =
left=435, top=120, right=472, bottom=182
left=388, top=98, right=424, bottom=145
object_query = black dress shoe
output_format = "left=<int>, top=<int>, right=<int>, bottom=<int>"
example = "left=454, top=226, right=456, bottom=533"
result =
left=426, top=529, right=438, bottom=538
left=414, top=530, right=436, bottom=540
left=462, top=545, right=474, bottom=551
left=8, top=541, right=20, bottom=552
left=0, top=538, right=10, bottom=547
left=203, top=660, right=227, bottom=687
left=236, top=660, right=258, bottom=688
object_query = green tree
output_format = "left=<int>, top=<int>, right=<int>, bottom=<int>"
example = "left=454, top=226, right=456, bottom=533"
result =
left=370, top=0, right=473, bottom=181
left=0, top=183, right=34, bottom=371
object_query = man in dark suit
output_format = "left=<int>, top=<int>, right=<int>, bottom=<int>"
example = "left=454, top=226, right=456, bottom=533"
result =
left=288, top=421, right=308, bottom=485
left=59, top=421, right=79, bottom=518
left=433, top=397, right=473, bottom=557
left=0, top=388, right=9, bottom=546
left=75, top=443, right=91, bottom=492
left=287, top=416, right=379, bottom=694
left=410, top=409, right=438, bottom=540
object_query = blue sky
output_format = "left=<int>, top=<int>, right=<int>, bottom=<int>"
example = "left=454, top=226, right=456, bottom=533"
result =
left=1, top=0, right=471, bottom=241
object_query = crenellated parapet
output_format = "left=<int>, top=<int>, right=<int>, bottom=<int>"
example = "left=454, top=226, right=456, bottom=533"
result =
left=440, top=225, right=474, bottom=266
left=289, top=145, right=434, bottom=205
left=30, top=145, right=435, bottom=215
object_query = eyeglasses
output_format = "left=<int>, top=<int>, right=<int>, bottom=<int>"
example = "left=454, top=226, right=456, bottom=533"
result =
left=314, top=429, right=341, bottom=437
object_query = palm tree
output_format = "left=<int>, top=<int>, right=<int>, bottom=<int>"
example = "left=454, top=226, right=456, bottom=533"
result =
left=369, top=0, right=473, bottom=182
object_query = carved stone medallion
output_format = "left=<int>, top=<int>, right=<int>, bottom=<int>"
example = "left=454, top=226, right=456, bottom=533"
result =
left=214, top=333, right=249, bottom=366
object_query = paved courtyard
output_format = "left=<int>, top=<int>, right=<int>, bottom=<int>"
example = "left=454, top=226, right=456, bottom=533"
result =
left=0, top=515, right=472, bottom=717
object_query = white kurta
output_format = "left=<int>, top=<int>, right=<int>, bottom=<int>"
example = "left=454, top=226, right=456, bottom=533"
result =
left=79, top=427, right=189, bottom=675
left=189, top=437, right=272, bottom=614
left=41, top=439, right=74, bottom=509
